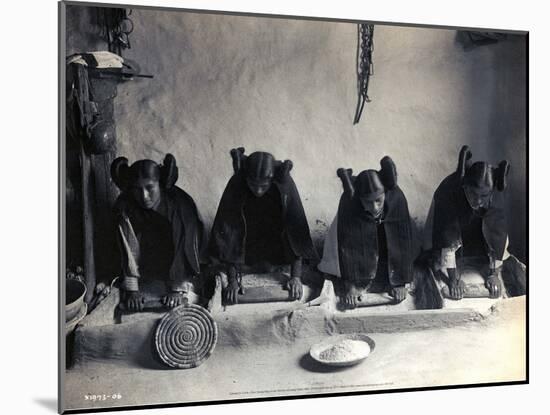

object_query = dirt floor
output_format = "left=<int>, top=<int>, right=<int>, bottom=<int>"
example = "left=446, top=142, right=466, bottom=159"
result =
left=63, top=296, right=526, bottom=412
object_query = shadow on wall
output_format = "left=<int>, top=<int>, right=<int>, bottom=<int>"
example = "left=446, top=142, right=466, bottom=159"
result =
left=454, top=31, right=527, bottom=262
left=487, top=36, right=527, bottom=262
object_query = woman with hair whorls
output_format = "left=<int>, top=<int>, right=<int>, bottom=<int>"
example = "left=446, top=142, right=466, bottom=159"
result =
left=111, top=154, right=206, bottom=312
left=318, top=156, right=415, bottom=309
left=208, top=148, right=318, bottom=305
left=416, top=145, right=512, bottom=308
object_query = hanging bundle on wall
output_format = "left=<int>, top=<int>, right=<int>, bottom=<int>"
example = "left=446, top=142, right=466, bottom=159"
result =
left=66, top=52, right=122, bottom=154
left=97, top=8, right=134, bottom=55
left=66, top=52, right=153, bottom=154
left=353, top=24, right=375, bottom=125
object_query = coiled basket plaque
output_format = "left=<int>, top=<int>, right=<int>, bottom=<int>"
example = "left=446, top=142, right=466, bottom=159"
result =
left=154, top=304, right=218, bottom=369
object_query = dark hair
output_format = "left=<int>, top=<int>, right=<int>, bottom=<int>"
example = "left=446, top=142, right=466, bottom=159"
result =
left=112, top=154, right=179, bottom=191
left=463, top=161, right=494, bottom=189
left=246, top=152, right=275, bottom=180
left=337, top=156, right=397, bottom=198
left=355, top=170, right=385, bottom=198
left=129, top=160, right=161, bottom=183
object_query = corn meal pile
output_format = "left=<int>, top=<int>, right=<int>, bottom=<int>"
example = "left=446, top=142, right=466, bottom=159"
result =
left=319, top=339, right=370, bottom=361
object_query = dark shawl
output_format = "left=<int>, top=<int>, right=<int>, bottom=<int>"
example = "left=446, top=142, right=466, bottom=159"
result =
left=337, top=185, right=413, bottom=286
left=432, top=172, right=508, bottom=260
left=208, top=171, right=318, bottom=265
left=115, top=186, right=206, bottom=282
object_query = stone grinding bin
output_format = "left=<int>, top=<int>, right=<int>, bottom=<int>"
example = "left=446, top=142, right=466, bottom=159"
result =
left=70, top=274, right=507, bottom=369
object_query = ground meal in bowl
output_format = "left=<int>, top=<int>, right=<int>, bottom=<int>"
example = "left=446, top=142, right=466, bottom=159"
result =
left=319, top=339, right=370, bottom=362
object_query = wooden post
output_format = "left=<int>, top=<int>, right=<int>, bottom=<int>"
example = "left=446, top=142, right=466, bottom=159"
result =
left=91, top=151, right=119, bottom=284
left=80, top=141, right=96, bottom=303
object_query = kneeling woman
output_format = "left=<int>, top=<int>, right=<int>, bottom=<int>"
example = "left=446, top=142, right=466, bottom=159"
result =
left=420, top=145, right=510, bottom=304
left=318, top=157, right=414, bottom=309
left=208, top=148, right=319, bottom=305
left=111, top=154, right=206, bottom=311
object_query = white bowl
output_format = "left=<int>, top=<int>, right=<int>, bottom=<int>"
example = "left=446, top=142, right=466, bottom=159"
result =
left=309, top=333, right=375, bottom=367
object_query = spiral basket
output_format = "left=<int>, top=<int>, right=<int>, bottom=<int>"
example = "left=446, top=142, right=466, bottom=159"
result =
left=154, top=304, right=218, bottom=369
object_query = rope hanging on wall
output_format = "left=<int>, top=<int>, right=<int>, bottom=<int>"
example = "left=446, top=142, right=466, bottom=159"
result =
left=353, top=24, right=375, bottom=125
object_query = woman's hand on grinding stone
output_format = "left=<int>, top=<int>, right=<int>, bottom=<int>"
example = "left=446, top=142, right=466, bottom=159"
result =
left=448, top=278, right=465, bottom=300
left=485, top=275, right=502, bottom=299
left=162, top=291, right=185, bottom=308
left=224, top=275, right=240, bottom=305
left=343, top=281, right=361, bottom=309
left=126, top=291, right=144, bottom=311
left=287, top=277, right=303, bottom=300
left=446, top=268, right=464, bottom=300
left=391, top=285, right=407, bottom=303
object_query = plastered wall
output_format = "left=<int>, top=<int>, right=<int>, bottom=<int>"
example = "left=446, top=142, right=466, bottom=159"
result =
left=66, top=6, right=527, bottom=261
